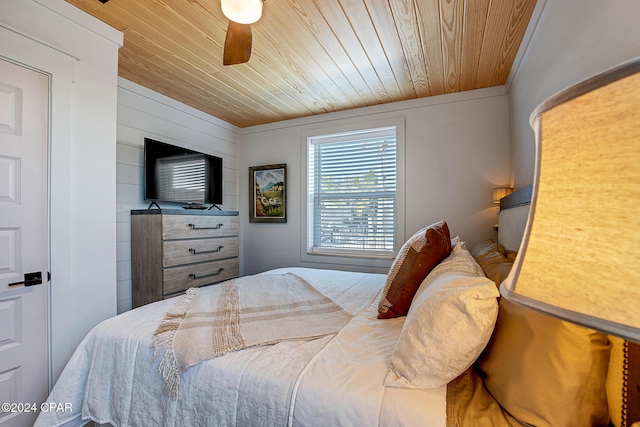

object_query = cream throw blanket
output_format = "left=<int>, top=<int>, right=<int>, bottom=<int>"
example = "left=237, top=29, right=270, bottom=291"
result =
left=153, top=273, right=356, bottom=398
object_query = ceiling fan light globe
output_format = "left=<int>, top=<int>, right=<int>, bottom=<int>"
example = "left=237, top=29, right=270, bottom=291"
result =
left=221, top=0, right=263, bottom=24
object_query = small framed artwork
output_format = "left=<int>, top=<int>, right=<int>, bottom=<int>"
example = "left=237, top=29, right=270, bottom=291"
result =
left=249, top=163, right=287, bottom=223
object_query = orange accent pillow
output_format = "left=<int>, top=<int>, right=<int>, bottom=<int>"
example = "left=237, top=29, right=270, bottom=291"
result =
left=377, top=221, right=451, bottom=319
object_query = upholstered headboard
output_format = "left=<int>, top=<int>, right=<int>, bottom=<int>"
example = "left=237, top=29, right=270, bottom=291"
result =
left=497, top=185, right=638, bottom=427
left=496, top=184, right=531, bottom=253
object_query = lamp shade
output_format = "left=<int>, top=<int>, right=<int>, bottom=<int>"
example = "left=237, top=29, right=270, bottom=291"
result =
left=492, top=187, right=513, bottom=204
left=221, top=0, right=263, bottom=24
left=501, top=58, right=640, bottom=343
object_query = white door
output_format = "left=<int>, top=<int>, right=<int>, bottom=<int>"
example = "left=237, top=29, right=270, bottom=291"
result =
left=0, top=58, right=49, bottom=427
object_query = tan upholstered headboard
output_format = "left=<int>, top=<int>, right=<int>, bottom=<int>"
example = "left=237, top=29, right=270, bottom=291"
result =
left=497, top=185, right=638, bottom=427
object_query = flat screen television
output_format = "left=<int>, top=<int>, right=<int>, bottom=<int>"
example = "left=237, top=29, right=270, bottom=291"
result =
left=144, top=138, right=223, bottom=207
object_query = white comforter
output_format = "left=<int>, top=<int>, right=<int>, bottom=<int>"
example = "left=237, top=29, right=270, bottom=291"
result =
left=35, top=268, right=446, bottom=427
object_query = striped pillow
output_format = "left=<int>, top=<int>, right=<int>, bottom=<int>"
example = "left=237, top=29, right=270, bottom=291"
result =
left=377, top=221, right=451, bottom=319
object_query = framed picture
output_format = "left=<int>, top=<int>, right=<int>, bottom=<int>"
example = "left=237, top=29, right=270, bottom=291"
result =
left=249, top=163, right=287, bottom=223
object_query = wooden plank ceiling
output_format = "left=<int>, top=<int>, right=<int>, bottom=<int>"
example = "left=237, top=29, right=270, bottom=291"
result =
left=66, top=0, right=537, bottom=128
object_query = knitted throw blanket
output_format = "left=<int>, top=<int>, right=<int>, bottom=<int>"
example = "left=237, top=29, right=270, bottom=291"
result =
left=153, top=273, right=354, bottom=398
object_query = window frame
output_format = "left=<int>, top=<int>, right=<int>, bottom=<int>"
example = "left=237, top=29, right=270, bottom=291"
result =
left=300, top=117, right=405, bottom=268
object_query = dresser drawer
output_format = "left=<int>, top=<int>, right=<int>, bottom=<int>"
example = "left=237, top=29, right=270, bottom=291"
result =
left=132, top=210, right=239, bottom=308
left=162, top=215, right=239, bottom=240
left=163, top=237, right=239, bottom=267
left=163, top=258, right=239, bottom=295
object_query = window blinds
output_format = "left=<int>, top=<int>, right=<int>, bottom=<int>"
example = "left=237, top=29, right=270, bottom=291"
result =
left=308, top=129, right=396, bottom=254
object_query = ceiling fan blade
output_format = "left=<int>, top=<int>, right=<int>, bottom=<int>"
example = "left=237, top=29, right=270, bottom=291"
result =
left=223, top=21, right=252, bottom=65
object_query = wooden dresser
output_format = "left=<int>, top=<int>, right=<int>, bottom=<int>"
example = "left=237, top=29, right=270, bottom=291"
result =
left=131, top=209, right=239, bottom=308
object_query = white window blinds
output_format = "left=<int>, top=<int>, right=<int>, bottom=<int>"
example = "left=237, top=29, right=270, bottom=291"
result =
left=308, top=127, right=397, bottom=255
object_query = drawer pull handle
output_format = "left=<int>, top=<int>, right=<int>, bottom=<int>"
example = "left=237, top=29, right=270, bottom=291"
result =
left=188, top=223, right=224, bottom=230
left=189, top=246, right=224, bottom=255
left=189, top=268, right=224, bottom=280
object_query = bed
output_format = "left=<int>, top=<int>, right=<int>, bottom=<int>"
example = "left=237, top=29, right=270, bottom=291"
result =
left=35, top=187, right=634, bottom=427
left=36, top=266, right=450, bottom=427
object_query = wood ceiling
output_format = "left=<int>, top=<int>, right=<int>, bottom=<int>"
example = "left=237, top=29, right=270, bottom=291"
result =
left=66, top=0, right=538, bottom=128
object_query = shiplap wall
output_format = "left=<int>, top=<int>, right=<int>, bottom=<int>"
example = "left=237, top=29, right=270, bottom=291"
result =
left=115, top=78, right=241, bottom=313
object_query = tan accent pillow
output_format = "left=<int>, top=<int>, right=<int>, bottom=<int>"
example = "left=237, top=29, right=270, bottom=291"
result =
left=377, top=221, right=451, bottom=319
left=470, top=240, right=504, bottom=262
left=479, top=263, right=513, bottom=287
left=478, top=298, right=611, bottom=427
left=495, top=242, right=518, bottom=263
left=446, top=366, right=521, bottom=427
left=470, top=240, right=513, bottom=286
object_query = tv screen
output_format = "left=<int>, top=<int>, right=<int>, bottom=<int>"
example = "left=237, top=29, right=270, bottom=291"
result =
left=144, top=138, right=223, bottom=206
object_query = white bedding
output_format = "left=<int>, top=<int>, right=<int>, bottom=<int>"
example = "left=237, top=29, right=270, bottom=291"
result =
left=35, top=268, right=446, bottom=427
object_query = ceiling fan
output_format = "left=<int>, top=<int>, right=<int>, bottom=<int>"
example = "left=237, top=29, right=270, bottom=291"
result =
left=221, top=0, right=265, bottom=66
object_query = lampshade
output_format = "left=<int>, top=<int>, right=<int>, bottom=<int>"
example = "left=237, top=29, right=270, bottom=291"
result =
left=501, top=58, right=640, bottom=343
left=221, top=0, right=263, bottom=24
left=492, top=187, right=513, bottom=204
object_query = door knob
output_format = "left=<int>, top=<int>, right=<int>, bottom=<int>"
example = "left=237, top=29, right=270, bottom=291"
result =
left=8, top=271, right=43, bottom=287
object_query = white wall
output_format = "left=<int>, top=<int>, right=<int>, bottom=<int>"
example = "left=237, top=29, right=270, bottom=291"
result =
left=508, top=0, right=640, bottom=189
left=0, top=0, right=121, bottom=380
left=240, top=87, right=510, bottom=276
left=115, top=78, right=241, bottom=312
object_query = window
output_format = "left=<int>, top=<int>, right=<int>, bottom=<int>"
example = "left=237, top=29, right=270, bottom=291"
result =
left=306, top=125, right=400, bottom=259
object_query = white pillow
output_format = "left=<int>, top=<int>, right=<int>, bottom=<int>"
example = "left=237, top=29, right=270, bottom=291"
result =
left=432, top=242, right=484, bottom=278
left=384, top=246, right=499, bottom=389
